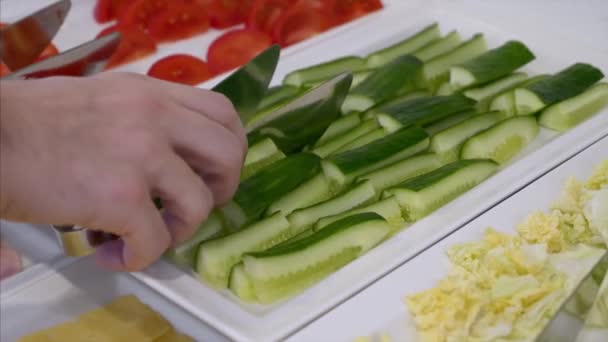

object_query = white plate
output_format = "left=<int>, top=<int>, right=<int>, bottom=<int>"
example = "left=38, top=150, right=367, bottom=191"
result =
left=0, top=221, right=61, bottom=269
left=129, top=1, right=608, bottom=341
left=0, top=256, right=230, bottom=342
left=287, top=133, right=608, bottom=342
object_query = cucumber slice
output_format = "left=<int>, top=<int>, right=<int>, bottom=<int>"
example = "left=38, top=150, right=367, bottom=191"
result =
left=539, top=82, right=608, bottom=132
left=460, top=116, right=539, bottom=164
left=465, top=72, right=528, bottom=111
left=233, top=153, right=322, bottom=225
left=241, top=137, right=286, bottom=180
left=312, top=119, right=379, bottom=158
left=315, top=112, right=362, bottom=146
left=228, top=263, right=256, bottom=302
left=413, top=30, right=462, bottom=62
left=283, top=56, right=367, bottom=87
left=196, top=213, right=294, bottom=288
left=166, top=211, right=224, bottom=267
left=287, top=180, right=377, bottom=229
left=333, top=128, right=388, bottom=154
left=423, top=110, right=475, bottom=136
left=322, top=126, right=430, bottom=187
left=385, top=159, right=498, bottom=221
left=357, top=153, right=444, bottom=193
left=422, top=33, right=487, bottom=85
left=435, top=82, right=456, bottom=96
left=352, top=70, right=373, bottom=87
left=430, top=111, right=504, bottom=158
left=449, top=41, right=535, bottom=90
left=242, top=213, right=391, bottom=303
left=372, top=94, right=476, bottom=127
left=342, top=55, right=423, bottom=113
left=514, top=63, right=604, bottom=115
left=375, top=113, right=404, bottom=133
left=314, top=197, right=405, bottom=232
left=258, top=85, right=302, bottom=111
left=367, top=22, right=441, bottom=67
left=266, top=172, right=335, bottom=216
left=488, top=74, right=548, bottom=116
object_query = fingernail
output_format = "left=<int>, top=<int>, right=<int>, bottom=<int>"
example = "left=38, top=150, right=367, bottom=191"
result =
left=94, top=239, right=125, bottom=271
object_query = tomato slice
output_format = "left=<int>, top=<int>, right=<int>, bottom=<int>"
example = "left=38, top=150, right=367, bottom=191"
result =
left=147, top=54, right=212, bottom=85
left=272, top=0, right=332, bottom=47
left=119, top=0, right=173, bottom=33
left=148, top=4, right=209, bottom=42
left=97, top=26, right=157, bottom=69
left=94, top=0, right=132, bottom=24
left=0, top=62, right=11, bottom=77
left=246, top=0, right=289, bottom=35
left=36, top=43, right=59, bottom=61
left=332, top=0, right=383, bottom=24
left=207, top=28, right=272, bottom=75
left=208, top=0, right=249, bottom=29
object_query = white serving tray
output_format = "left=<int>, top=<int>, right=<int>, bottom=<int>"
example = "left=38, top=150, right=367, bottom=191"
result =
left=128, top=1, right=608, bottom=341
left=287, top=133, right=608, bottom=342
left=0, top=256, right=230, bottom=342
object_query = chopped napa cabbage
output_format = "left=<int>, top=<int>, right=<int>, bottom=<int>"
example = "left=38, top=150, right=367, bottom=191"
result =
left=584, top=189, right=608, bottom=243
left=585, top=160, right=608, bottom=190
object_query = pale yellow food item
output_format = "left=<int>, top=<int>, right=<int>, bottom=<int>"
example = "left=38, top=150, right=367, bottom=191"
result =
left=18, top=295, right=194, bottom=342
left=585, top=159, right=608, bottom=190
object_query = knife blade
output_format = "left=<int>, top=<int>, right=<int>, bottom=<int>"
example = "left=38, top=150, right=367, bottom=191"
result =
left=0, top=0, right=71, bottom=70
left=1, top=31, right=121, bottom=80
left=212, top=44, right=280, bottom=124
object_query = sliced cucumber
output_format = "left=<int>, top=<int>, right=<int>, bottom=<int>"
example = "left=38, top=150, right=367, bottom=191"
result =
left=166, top=211, right=224, bottom=267
left=196, top=213, right=293, bottom=288
left=333, top=128, right=388, bottom=154
left=242, top=213, right=391, bottom=303
left=232, top=153, right=322, bottom=225
left=322, top=126, right=430, bottom=187
left=258, top=85, right=302, bottom=112
left=465, top=72, right=528, bottom=111
left=287, top=180, right=377, bottom=230
left=352, top=70, right=373, bottom=87
left=422, top=33, right=487, bottom=85
left=312, top=119, right=379, bottom=158
left=357, top=153, right=444, bottom=193
left=266, top=172, right=335, bottom=216
left=430, top=111, right=504, bottom=161
left=228, top=263, right=256, bottom=302
left=435, top=82, right=456, bottom=96
left=460, top=116, right=539, bottom=164
left=385, top=159, right=498, bottom=221
left=372, top=94, right=476, bottom=127
left=241, top=137, right=286, bottom=180
left=314, top=197, right=405, bottom=232
left=315, top=112, right=362, bottom=146
left=423, top=110, right=475, bottom=136
left=413, top=30, right=462, bottom=62
left=488, top=74, right=548, bottom=116
left=449, top=41, right=535, bottom=90
left=514, top=63, right=604, bottom=115
left=367, top=23, right=441, bottom=67
left=539, top=82, right=608, bottom=131
left=342, top=55, right=423, bottom=113
left=283, top=56, right=367, bottom=87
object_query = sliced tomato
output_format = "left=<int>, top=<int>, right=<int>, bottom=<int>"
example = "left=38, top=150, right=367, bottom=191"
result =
left=101, top=27, right=157, bottom=69
left=208, top=0, right=249, bottom=29
left=272, top=0, right=332, bottom=47
left=0, top=62, right=11, bottom=77
left=147, top=54, right=212, bottom=85
left=332, top=0, right=383, bottom=24
left=148, top=4, right=209, bottom=42
left=119, top=0, right=173, bottom=33
left=96, top=24, right=120, bottom=39
left=35, top=43, right=59, bottom=61
left=207, top=28, right=272, bottom=75
left=94, top=0, right=133, bottom=24
left=246, top=0, right=289, bottom=35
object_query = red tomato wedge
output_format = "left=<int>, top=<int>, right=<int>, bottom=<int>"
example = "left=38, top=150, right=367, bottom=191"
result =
left=94, top=0, right=132, bottom=24
left=246, top=0, right=289, bottom=35
left=332, top=0, right=383, bottom=24
left=36, top=43, right=59, bottom=61
left=119, top=0, right=173, bottom=33
left=208, top=0, right=250, bottom=29
left=272, top=0, right=332, bottom=47
left=97, top=26, right=157, bottom=69
left=147, top=54, right=212, bottom=85
left=207, top=28, right=272, bottom=75
left=0, top=62, right=11, bottom=77
left=148, top=4, right=209, bottom=42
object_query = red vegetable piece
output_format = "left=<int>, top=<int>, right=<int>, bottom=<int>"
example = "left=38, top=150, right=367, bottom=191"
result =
left=148, top=4, right=210, bottom=42
left=332, top=0, right=383, bottom=24
left=272, top=0, right=332, bottom=47
left=119, top=0, right=173, bottom=33
left=0, top=62, right=11, bottom=77
left=35, top=43, right=59, bottom=61
left=94, top=0, right=133, bottom=24
left=99, top=27, right=157, bottom=69
left=246, top=0, right=289, bottom=36
left=208, top=0, right=249, bottom=29
left=147, top=54, right=212, bottom=85
left=207, top=28, right=272, bottom=75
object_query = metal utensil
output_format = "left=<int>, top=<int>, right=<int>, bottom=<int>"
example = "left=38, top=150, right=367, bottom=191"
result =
left=1, top=31, right=121, bottom=80
left=0, top=0, right=71, bottom=70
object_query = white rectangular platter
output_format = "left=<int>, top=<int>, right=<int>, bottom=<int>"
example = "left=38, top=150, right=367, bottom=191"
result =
left=127, top=1, right=608, bottom=341
left=286, top=130, right=608, bottom=342
left=0, top=256, right=229, bottom=342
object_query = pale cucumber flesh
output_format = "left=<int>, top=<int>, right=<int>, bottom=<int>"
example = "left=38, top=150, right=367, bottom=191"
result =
left=430, top=111, right=504, bottom=154
left=464, top=72, right=528, bottom=102
left=333, top=128, right=387, bottom=154
left=266, top=172, right=335, bottom=216
left=539, top=82, right=608, bottom=131
left=228, top=263, right=257, bottom=302
left=422, top=34, right=487, bottom=84
left=367, top=23, right=441, bottom=67
left=413, top=30, right=462, bottom=62
left=313, top=119, right=379, bottom=158
left=316, top=112, right=362, bottom=146
left=314, top=197, right=405, bottom=232
left=167, top=211, right=224, bottom=267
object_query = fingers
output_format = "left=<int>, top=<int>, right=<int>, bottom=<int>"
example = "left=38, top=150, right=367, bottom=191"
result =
left=164, top=107, right=245, bottom=205
left=151, top=153, right=214, bottom=247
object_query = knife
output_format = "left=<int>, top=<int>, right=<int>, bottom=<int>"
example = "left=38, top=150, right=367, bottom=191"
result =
left=0, top=0, right=71, bottom=70
left=1, top=31, right=121, bottom=80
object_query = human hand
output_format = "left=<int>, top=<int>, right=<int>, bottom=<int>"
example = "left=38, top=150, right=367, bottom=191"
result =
left=0, top=73, right=246, bottom=272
